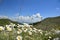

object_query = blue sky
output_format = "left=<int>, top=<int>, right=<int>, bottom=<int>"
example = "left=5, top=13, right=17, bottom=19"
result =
left=0, top=0, right=60, bottom=18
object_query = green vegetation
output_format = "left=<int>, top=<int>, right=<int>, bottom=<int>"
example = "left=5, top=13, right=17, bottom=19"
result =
left=33, top=16, right=60, bottom=31
left=0, top=16, right=60, bottom=40
left=0, top=16, right=60, bottom=31
left=0, top=19, right=21, bottom=26
left=0, top=23, right=59, bottom=40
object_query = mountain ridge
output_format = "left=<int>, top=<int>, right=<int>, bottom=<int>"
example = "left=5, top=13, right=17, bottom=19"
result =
left=0, top=18, right=21, bottom=26
left=0, top=16, right=60, bottom=31
left=33, top=16, right=60, bottom=31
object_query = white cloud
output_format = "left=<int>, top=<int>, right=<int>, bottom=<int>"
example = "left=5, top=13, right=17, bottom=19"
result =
left=33, top=13, right=41, bottom=18
left=0, top=16, right=8, bottom=19
left=15, top=13, right=42, bottom=23
left=0, top=13, right=42, bottom=23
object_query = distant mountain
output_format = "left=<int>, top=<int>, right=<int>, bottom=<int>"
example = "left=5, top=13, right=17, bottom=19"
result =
left=33, top=16, right=60, bottom=31
left=0, top=16, right=60, bottom=31
left=0, top=19, right=21, bottom=26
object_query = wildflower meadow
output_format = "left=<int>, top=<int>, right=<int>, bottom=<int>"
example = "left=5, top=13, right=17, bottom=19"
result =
left=0, top=23, right=60, bottom=40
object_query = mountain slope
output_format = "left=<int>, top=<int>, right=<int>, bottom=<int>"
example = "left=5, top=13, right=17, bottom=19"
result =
left=33, top=16, right=60, bottom=31
left=0, top=19, right=21, bottom=26
left=0, top=16, right=60, bottom=31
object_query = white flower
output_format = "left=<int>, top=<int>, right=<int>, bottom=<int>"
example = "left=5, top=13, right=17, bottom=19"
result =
left=28, top=31, right=32, bottom=35
left=55, top=30, right=60, bottom=34
left=32, top=30, right=37, bottom=33
left=10, top=23, right=16, bottom=27
left=6, top=25, right=9, bottom=27
left=6, top=27, right=12, bottom=32
left=6, top=25, right=13, bottom=31
left=23, top=29, right=28, bottom=33
left=33, top=28, right=37, bottom=30
left=17, top=25, right=24, bottom=28
left=37, top=29, right=43, bottom=34
left=53, top=38, right=59, bottom=40
left=48, top=39, right=50, bottom=40
left=28, top=28, right=33, bottom=32
left=16, top=35, right=22, bottom=40
left=23, top=23, right=30, bottom=28
left=22, top=27, right=28, bottom=32
left=30, top=25, right=33, bottom=27
left=17, top=29, right=22, bottom=34
left=40, top=32, right=43, bottom=34
left=0, top=26, right=5, bottom=31
left=38, top=29, right=42, bottom=32
left=49, top=36, right=52, bottom=39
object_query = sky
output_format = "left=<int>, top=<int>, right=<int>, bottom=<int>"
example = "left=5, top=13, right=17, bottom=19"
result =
left=0, top=0, right=60, bottom=23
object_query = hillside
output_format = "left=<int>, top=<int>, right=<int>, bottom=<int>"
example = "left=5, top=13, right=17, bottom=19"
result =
left=0, top=19, right=21, bottom=26
left=0, top=16, right=60, bottom=31
left=33, top=16, right=60, bottom=31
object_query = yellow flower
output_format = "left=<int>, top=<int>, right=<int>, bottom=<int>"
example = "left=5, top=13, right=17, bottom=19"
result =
left=16, top=35, right=22, bottom=40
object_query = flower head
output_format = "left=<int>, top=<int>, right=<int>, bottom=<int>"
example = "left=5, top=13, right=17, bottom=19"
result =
left=0, top=26, right=5, bottom=31
left=49, top=36, right=52, bottom=39
left=23, top=23, right=30, bottom=28
left=28, top=31, right=32, bottom=35
left=16, top=35, right=22, bottom=40
left=6, top=27, right=12, bottom=32
left=17, top=29, right=22, bottom=34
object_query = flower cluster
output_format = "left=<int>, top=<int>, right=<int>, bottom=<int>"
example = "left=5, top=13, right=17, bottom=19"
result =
left=0, top=23, right=57, bottom=40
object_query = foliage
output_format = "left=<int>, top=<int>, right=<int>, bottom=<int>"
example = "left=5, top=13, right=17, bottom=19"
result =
left=0, top=23, right=60, bottom=40
left=33, top=16, right=60, bottom=31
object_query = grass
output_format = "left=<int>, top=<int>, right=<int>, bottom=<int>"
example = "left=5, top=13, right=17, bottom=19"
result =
left=0, top=30, right=60, bottom=40
left=33, top=16, right=60, bottom=31
left=0, top=24, right=60, bottom=40
left=0, top=16, right=60, bottom=40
